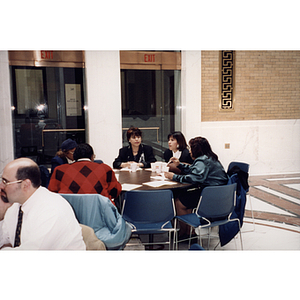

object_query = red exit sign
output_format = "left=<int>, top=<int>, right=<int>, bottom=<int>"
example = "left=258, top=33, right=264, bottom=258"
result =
left=144, top=54, right=155, bottom=62
left=41, top=50, right=53, bottom=59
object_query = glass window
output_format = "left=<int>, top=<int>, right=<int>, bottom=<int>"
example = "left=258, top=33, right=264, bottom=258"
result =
left=10, top=66, right=86, bottom=165
left=121, top=69, right=181, bottom=160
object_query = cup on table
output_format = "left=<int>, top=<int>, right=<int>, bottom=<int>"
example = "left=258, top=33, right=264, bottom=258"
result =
left=130, top=162, right=138, bottom=172
left=155, top=162, right=163, bottom=174
left=162, top=165, right=169, bottom=173
left=151, top=162, right=156, bottom=172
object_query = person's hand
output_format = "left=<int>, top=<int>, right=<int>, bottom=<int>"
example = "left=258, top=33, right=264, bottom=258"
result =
left=0, top=196, right=12, bottom=221
left=167, top=157, right=180, bottom=167
left=168, top=164, right=182, bottom=174
left=121, top=162, right=132, bottom=168
left=164, top=171, right=175, bottom=180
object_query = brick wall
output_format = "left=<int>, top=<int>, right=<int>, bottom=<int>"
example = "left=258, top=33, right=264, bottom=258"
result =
left=201, top=51, right=300, bottom=121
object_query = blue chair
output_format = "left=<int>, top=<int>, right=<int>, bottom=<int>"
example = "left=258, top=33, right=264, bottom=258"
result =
left=175, top=183, right=243, bottom=250
left=60, top=193, right=132, bottom=250
left=227, top=161, right=254, bottom=231
left=227, top=161, right=249, bottom=173
left=121, top=190, right=177, bottom=250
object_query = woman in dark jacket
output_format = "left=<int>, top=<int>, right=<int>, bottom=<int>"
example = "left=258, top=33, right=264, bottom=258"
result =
left=113, top=127, right=156, bottom=169
left=163, top=131, right=193, bottom=174
left=51, top=138, right=77, bottom=174
left=164, top=136, right=228, bottom=236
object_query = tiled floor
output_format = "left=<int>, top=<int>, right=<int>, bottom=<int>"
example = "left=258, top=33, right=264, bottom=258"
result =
left=124, top=173, right=300, bottom=250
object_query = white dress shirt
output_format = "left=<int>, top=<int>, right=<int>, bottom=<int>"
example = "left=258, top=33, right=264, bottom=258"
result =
left=0, top=187, right=86, bottom=250
left=172, top=150, right=182, bottom=159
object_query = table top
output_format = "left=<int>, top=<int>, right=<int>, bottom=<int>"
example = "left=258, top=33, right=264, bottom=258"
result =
left=114, top=168, right=191, bottom=191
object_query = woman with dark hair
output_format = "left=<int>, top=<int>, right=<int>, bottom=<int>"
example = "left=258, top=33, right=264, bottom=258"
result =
left=164, top=131, right=193, bottom=173
left=164, top=136, right=228, bottom=236
left=113, top=126, right=156, bottom=169
left=51, top=139, right=77, bottom=173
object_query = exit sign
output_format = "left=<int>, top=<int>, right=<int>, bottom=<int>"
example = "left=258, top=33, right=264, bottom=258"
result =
left=144, top=54, right=155, bottom=62
left=40, top=50, right=53, bottom=59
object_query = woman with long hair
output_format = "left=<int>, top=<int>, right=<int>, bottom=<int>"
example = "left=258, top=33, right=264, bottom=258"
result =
left=164, top=131, right=193, bottom=164
left=164, top=136, right=228, bottom=237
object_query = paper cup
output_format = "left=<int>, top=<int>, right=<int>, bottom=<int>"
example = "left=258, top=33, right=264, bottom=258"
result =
left=151, top=162, right=156, bottom=172
left=155, top=162, right=162, bottom=173
left=162, top=166, right=169, bottom=172
left=130, top=162, right=138, bottom=172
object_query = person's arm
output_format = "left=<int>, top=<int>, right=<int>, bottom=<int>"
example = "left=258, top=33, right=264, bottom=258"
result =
left=113, top=147, right=129, bottom=169
left=0, top=201, right=14, bottom=249
left=172, top=160, right=208, bottom=185
left=180, top=148, right=194, bottom=165
left=141, top=145, right=156, bottom=168
left=0, top=221, right=12, bottom=249
left=51, top=156, right=64, bottom=174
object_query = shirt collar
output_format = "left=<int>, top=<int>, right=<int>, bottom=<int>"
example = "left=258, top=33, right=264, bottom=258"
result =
left=77, top=158, right=92, bottom=162
left=21, top=186, right=43, bottom=213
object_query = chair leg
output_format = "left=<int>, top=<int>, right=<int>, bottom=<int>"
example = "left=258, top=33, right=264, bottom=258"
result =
left=243, top=194, right=255, bottom=232
left=188, top=225, right=193, bottom=249
left=207, top=227, right=211, bottom=249
left=174, top=219, right=178, bottom=250
left=237, top=219, right=243, bottom=250
left=198, top=228, right=203, bottom=247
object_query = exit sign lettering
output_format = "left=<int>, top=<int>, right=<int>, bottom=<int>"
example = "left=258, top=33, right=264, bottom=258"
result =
left=41, top=51, right=53, bottom=59
left=144, top=54, right=155, bottom=62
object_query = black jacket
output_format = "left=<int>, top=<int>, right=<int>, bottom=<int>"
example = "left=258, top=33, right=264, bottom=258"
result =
left=163, top=148, right=194, bottom=164
left=113, top=144, right=156, bottom=169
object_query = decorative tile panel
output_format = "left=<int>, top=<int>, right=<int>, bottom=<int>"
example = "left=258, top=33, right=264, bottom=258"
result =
left=219, top=51, right=235, bottom=111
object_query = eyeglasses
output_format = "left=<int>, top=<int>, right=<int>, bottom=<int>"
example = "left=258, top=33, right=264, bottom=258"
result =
left=0, top=178, right=23, bottom=186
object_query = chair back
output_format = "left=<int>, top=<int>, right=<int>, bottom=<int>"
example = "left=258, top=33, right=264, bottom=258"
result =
left=227, top=161, right=249, bottom=173
left=196, top=183, right=237, bottom=220
left=122, top=190, right=175, bottom=225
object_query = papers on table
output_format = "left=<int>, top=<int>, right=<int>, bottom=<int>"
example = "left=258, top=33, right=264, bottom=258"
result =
left=119, top=167, right=142, bottom=172
left=121, top=184, right=142, bottom=191
left=150, top=175, right=165, bottom=180
left=142, top=181, right=178, bottom=187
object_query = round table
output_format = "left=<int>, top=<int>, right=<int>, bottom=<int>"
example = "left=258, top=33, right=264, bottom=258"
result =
left=114, top=168, right=192, bottom=250
left=114, top=168, right=191, bottom=191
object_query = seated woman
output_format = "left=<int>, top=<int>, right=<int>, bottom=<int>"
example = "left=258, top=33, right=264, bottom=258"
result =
left=51, top=138, right=77, bottom=174
left=163, top=131, right=193, bottom=174
left=164, top=136, right=228, bottom=236
left=113, top=126, right=156, bottom=169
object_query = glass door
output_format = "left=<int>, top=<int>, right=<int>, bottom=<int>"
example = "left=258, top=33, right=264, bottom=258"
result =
left=10, top=66, right=86, bottom=165
left=121, top=69, right=181, bottom=160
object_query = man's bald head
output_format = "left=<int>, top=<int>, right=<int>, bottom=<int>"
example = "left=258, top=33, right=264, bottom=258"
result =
left=6, top=158, right=41, bottom=188
left=1, top=158, right=41, bottom=205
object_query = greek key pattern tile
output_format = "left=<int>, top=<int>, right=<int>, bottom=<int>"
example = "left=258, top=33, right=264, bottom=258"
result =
left=220, top=50, right=235, bottom=111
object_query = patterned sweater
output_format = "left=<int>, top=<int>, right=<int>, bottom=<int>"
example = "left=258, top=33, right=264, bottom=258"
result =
left=48, top=160, right=121, bottom=204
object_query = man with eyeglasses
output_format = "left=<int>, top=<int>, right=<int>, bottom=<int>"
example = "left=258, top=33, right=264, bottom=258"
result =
left=0, top=157, right=85, bottom=250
